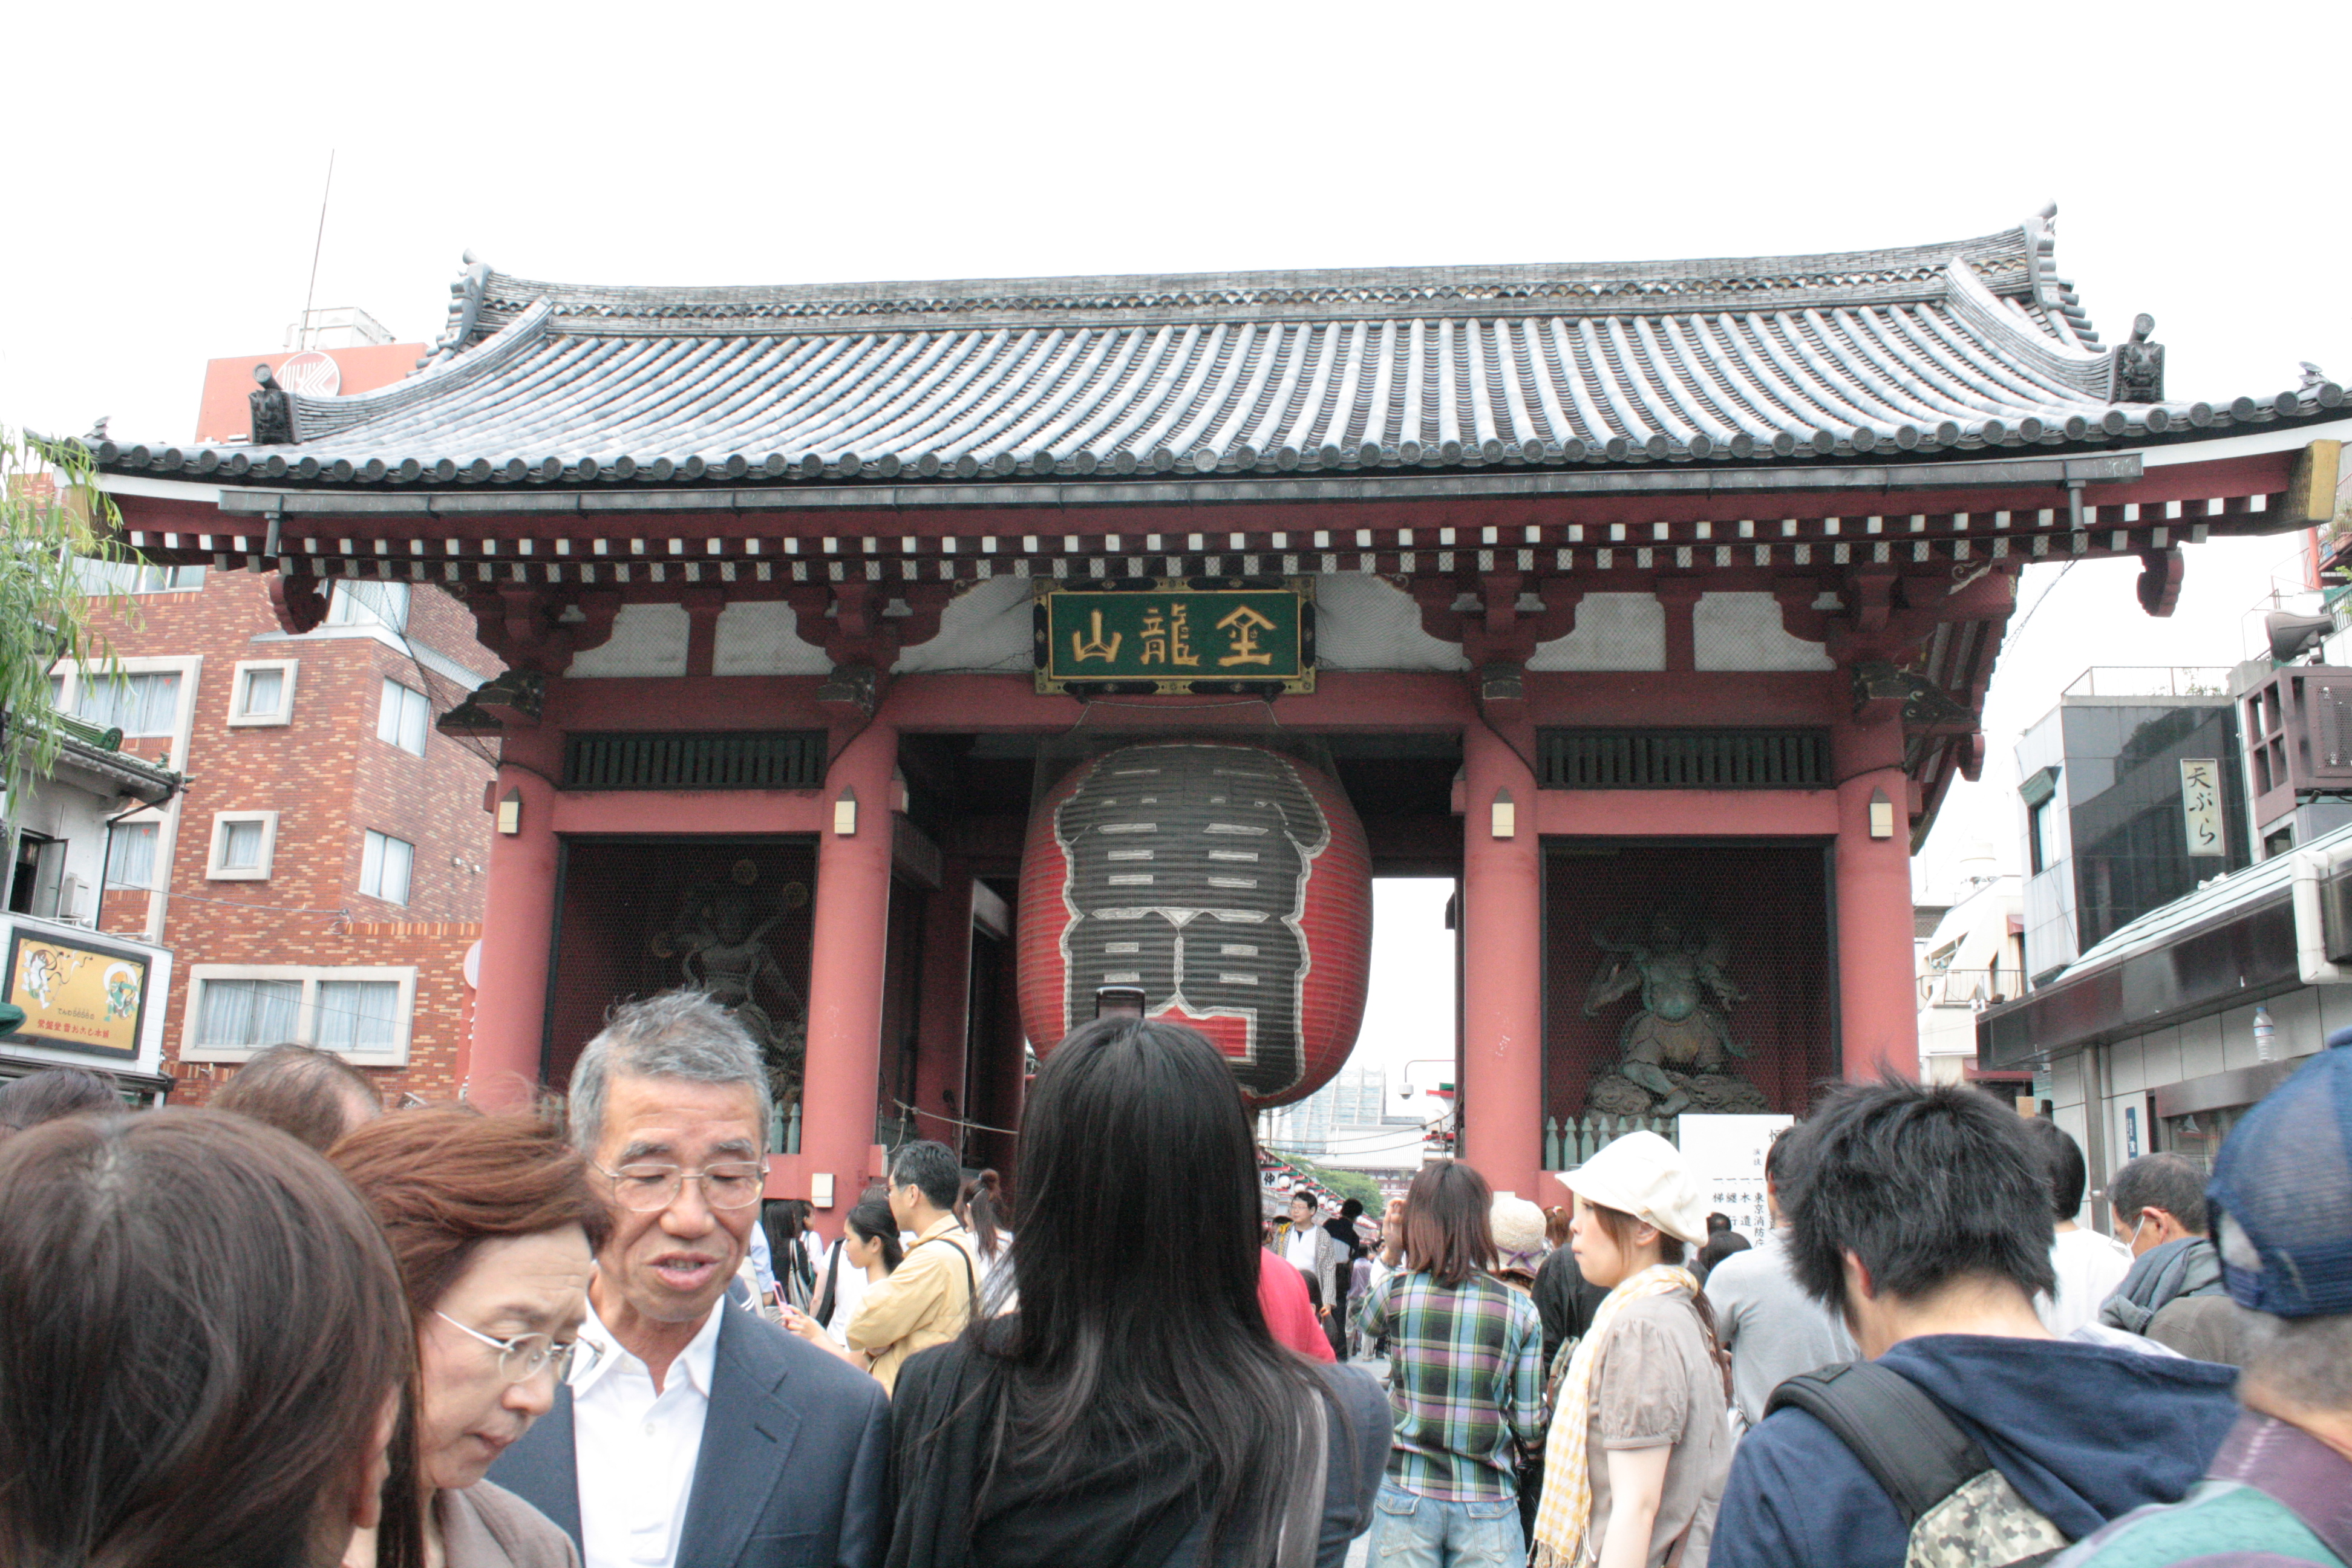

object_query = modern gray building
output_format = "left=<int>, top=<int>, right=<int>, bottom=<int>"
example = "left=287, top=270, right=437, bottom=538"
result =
left=2016, top=668, right=2249, bottom=984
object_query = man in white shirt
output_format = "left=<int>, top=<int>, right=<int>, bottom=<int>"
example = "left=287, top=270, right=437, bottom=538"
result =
left=491, top=991, right=890, bottom=1568
left=2022, top=1117, right=2133, bottom=1335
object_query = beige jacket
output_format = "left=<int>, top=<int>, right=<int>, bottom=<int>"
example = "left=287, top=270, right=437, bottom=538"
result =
left=846, top=1215, right=980, bottom=1394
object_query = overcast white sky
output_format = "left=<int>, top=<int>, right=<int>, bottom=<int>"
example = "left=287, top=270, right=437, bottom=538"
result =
left=6, top=0, right=2346, bottom=1091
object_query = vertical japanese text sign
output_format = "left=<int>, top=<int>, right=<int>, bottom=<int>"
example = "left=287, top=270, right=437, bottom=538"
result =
left=1676, top=1113, right=1794, bottom=1247
left=1035, top=580, right=1315, bottom=694
left=2180, top=759, right=2226, bottom=857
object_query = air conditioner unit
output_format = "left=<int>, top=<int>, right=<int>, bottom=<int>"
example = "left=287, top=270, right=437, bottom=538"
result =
left=2291, top=846, right=2352, bottom=982
left=56, top=874, right=82, bottom=924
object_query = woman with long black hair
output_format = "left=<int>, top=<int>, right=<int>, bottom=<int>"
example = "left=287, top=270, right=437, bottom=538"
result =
left=884, top=1017, right=1388, bottom=1567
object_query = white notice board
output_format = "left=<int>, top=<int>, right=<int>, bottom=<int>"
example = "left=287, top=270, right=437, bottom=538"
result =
left=1677, top=1114, right=1794, bottom=1247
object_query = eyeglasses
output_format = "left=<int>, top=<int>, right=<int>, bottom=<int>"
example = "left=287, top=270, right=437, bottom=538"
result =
left=434, top=1312, right=598, bottom=1386
left=593, top=1161, right=768, bottom=1213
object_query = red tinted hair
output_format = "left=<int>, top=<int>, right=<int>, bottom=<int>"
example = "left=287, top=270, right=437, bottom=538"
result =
left=330, top=1106, right=612, bottom=1316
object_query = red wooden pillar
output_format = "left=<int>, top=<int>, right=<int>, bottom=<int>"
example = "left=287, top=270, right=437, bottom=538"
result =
left=1458, top=713, right=1545, bottom=1197
left=800, top=720, right=899, bottom=1210
left=466, top=725, right=564, bottom=1108
left=1832, top=701, right=1917, bottom=1080
left=910, top=860, right=976, bottom=1154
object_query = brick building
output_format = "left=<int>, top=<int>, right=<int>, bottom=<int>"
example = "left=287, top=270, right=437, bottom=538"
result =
left=80, top=540, right=501, bottom=1107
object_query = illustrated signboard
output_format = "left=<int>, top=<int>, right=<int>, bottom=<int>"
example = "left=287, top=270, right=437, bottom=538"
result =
left=1676, top=1112, right=1794, bottom=1247
left=4, top=927, right=150, bottom=1060
left=1034, top=580, right=1315, bottom=694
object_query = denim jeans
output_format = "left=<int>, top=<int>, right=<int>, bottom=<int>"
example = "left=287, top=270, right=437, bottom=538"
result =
left=1367, top=1481, right=1525, bottom=1567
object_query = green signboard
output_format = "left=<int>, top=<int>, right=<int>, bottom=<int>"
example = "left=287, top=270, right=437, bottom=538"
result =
left=1034, top=579, right=1316, bottom=694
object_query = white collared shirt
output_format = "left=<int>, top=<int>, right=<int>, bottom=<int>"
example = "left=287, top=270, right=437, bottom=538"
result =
left=569, top=1297, right=725, bottom=1568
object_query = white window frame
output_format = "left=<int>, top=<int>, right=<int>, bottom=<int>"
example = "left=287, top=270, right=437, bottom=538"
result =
left=104, top=818, right=163, bottom=891
left=179, top=963, right=417, bottom=1065
left=226, top=658, right=299, bottom=727
left=359, top=829, right=413, bottom=906
left=205, top=811, right=279, bottom=881
left=376, top=677, right=430, bottom=757
left=48, top=655, right=202, bottom=771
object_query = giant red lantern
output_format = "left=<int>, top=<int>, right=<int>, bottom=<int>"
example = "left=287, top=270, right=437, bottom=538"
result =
left=1017, top=742, right=1372, bottom=1108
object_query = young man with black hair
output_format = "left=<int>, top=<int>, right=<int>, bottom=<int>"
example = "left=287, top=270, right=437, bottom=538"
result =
left=1711, top=1080, right=2238, bottom=1568
left=2097, top=1152, right=2236, bottom=1362
left=846, top=1139, right=979, bottom=1393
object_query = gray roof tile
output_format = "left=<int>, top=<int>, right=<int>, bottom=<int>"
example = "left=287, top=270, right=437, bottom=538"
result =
left=93, top=212, right=2347, bottom=488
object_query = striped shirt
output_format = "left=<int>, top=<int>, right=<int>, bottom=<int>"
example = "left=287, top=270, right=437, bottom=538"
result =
left=1356, top=1267, right=1544, bottom=1502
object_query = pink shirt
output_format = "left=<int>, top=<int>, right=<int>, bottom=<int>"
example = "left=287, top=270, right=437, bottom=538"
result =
left=1258, top=1248, right=1336, bottom=1362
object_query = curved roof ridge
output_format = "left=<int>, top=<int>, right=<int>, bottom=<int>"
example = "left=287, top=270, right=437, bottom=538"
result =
left=454, top=224, right=2035, bottom=344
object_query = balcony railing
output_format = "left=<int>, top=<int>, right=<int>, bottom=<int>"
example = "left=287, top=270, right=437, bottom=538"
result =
left=2062, top=666, right=2233, bottom=698
left=1918, top=967, right=2020, bottom=1009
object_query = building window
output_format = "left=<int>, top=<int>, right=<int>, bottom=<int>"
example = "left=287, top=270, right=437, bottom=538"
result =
left=359, top=830, right=413, bottom=906
left=196, top=976, right=302, bottom=1048
left=74, top=671, right=183, bottom=736
left=327, top=581, right=410, bottom=632
left=206, top=812, right=278, bottom=881
left=377, top=679, right=430, bottom=756
left=316, top=979, right=402, bottom=1052
left=105, top=820, right=160, bottom=889
left=226, top=659, right=298, bottom=727
left=2028, top=799, right=2054, bottom=875
left=76, top=560, right=205, bottom=595
left=181, top=964, right=417, bottom=1063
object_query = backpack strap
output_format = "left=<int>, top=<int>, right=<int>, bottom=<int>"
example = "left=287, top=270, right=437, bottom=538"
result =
left=1763, top=1361, right=1992, bottom=1527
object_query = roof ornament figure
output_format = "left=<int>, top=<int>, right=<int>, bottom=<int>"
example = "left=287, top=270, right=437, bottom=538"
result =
left=2112, top=314, right=2166, bottom=404
left=2301, top=361, right=2331, bottom=393
left=247, top=363, right=295, bottom=446
left=417, top=250, right=491, bottom=370
left=2022, top=201, right=2100, bottom=349
left=83, top=416, right=108, bottom=444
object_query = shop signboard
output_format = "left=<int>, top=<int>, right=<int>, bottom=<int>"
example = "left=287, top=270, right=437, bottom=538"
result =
left=4, top=927, right=151, bottom=1061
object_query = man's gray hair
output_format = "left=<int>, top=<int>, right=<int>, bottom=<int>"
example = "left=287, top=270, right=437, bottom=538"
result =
left=568, top=990, right=773, bottom=1155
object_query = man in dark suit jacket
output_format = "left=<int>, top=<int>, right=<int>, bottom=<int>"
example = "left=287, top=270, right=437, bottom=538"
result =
left=491, top=992, right=890, bottom=1568
left=494, top=1303, right=888, bottom=1568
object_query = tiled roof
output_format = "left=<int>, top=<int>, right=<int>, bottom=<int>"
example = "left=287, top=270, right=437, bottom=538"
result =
left=91, top=209, right=2347, bottom=489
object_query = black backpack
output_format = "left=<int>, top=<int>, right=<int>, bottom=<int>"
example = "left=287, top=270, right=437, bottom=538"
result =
left=1765, top=1361, right=2069, bottom=1568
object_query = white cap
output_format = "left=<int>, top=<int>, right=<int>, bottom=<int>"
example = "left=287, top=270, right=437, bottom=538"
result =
left=1562, top=1130, right=1709, bottom=1247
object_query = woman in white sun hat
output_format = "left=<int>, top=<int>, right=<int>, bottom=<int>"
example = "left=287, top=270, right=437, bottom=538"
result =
left=1530, top=1131, right=1733, bottom=1568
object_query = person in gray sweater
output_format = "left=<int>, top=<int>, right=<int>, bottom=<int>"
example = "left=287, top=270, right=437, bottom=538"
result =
left=1700, top=1132, right=1856, bottom=1431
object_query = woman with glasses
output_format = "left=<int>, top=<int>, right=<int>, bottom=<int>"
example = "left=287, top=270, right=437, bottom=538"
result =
left=332, top=1106, right=611, bottom=1568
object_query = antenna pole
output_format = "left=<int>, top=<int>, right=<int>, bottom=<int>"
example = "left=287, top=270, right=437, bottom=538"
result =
left=299, top=151, right=335, bottom=350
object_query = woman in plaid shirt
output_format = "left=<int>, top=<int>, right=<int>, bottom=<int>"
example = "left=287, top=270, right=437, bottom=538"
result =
left=1355, top=1160, right=1545, bottom=1566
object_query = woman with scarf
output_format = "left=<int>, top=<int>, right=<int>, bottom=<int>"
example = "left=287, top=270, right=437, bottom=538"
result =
left=1530, top=1131, right=1732, bottom=1568
left=883, top=1017, right=1388, bottom=1567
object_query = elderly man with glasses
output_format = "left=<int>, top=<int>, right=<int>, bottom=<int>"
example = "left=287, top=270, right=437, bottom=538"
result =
left=491, top=991, right=890, bottom=1568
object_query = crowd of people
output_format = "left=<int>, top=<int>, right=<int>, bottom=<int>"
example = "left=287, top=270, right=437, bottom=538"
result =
left=0, top=999, right=2346, bottom=1568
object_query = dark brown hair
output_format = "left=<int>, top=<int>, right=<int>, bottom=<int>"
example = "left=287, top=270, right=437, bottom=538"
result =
left=1402, top=1159, right=1495, bottom=1288
left=329, top=1105, right=612, bottom=1318
left=0, top=1109, right=411, bottom=1568
left=0, top=1065, right=116, bottom=1131
left=1579, top=1199, right=1688, bottom=1269
left=212, top=1042, right=382, bottom=1152
left=1544, top=1205, right=1573, bottom=1249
